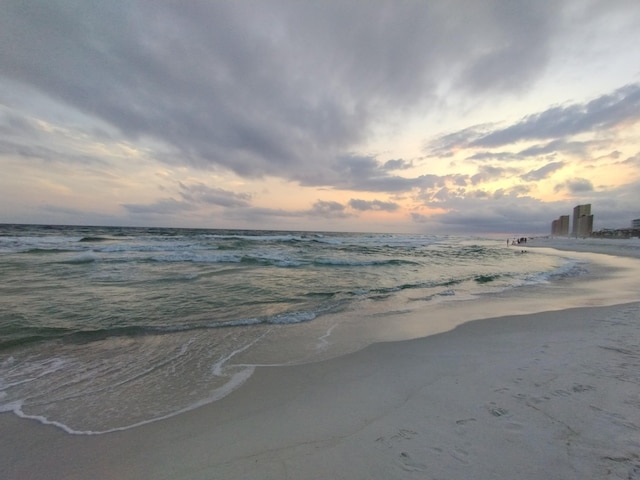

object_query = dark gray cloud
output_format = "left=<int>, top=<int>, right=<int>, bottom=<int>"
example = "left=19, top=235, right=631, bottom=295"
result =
left=412, top=173, right=639, bottom=233
left=0, top=107, right=108, bottom=165
left=349, top=199, right=399, bottom=212
left=588, top=179, right=640, bottom=229
left=470, top=165, right=518, bottom=185
left=463, top=139, right=598, bottom=165
left=467, top=151, right=517, bottom=162
left=413, top=182, right=640, bottom=234
left=420, top=193, right=562, bottom=234
left=521, top=161, right=564, bottom=181
left=517, top=140, right=588, bottom=158
left=296, top=155, right=436, bottom=192
left=554, top=178, right=594, bottom=194
left=123, top=182, right=252, bottom=215
left=427, top=125, right=492, bottom=158
left=456, top=1, right=554, bottom=94
left=413, top=167, right=637, bottom=234
left=0, top=109, right=39, bottom=138
left=429, top=83, right=640, bottom=157
left=503, top=185, right=531, bottom=197
left=0, top=138, right=106, bottom=166
left=0, top=0, right=564, bottom=181
left=472, top=84, right=640, bottom=149
left=178, top=182, right=251, bottom=208
left=381, top=159, right=414, bottom=171
left=620, top=152, right=640, bottom=166
left=410, top=178, right=588, bottom=234
left=307, top=200, right=350, bottom=219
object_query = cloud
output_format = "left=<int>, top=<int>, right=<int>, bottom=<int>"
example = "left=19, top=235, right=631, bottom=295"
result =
left=516, top=139, right=592, bottom=159
left=471, top=83, right=640, bottom=148
left=521, top=161, right=564, bottom=181
left=467, top=151, right=517, bottom=162
left=456, top=1, right=557, bottom=94
left=620, top=152, right=640, bottom=166
left=0, top=0, right=566, bottom=182
left=2, top=1, right=639, bottom=234
left=349, top=199, right=399, bottom=212
left=381, top=159, right=414, bottom=171
left=420, top=194, right=562, bottom=234
left=589, top=179, right=640, bottom=229
left=464, top=140, right=591, bottom=163
left=296, top=154, right=448, bottom=193
left=178, top=182, right=251, bottom=208
left=428, top=83, right=640, bottom=156
left=0, top=106, right=109, bottom=165
left=307, top=200, right=350, bottom=219
left=122, top=181, right=253, bottom=216
left=427, top=124, right=492, bottom=158
left=554, top=178, right=594, bottom=194
left=505, top=185, right=531, bottom=196
left=415, top=177, right=640, bottom=234
left=470, top=165, right=517, bottom=185
left=0, top=108, right=40, bottom=138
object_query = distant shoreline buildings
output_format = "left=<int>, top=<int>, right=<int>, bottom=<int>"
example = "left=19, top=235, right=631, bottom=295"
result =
left=572, top=204, right=593, bottom=237
left=550, top=215, right=570, bottom=236
left=551, top=204, right=640, bottom=238
left=551, top=204, right=593, bottom=237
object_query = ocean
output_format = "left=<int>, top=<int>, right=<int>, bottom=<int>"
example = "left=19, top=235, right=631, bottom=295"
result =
left=0, top=224, right=582, bottom=434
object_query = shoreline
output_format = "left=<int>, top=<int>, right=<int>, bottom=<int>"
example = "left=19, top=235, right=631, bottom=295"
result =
left=2, top=240, right=640, bottom=479
left=527, top=235, right=640, bottom=259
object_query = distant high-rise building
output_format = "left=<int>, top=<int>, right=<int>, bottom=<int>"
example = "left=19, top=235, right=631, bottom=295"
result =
left=572, top=204, right=593, bottom=237
left=551, top=215, right=570, bottom=236
left=632, top=218, right=640, bottom=229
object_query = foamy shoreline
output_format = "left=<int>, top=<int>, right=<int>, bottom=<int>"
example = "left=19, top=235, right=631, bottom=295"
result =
left=2, top=240, right=640, bottom=479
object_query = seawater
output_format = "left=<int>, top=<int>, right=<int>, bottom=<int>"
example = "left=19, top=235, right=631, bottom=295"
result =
left=0, top=224, right=579, bottom=433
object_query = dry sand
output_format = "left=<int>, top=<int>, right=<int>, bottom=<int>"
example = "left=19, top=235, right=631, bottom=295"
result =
left=2, top=239, right=640, bottom=480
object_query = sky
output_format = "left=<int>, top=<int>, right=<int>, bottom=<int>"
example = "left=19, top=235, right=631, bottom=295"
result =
left=1, top=0, right=640, bottom=234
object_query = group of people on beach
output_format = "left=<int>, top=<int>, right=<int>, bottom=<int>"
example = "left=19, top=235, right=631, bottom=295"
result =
left=508, top=237, right=529, bottom=253
left=508, top=237, right=528, bottom=246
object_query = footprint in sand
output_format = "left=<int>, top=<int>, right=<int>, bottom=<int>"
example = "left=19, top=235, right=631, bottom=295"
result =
left=392, top=429, right=417, bottom=440
left=487, top=404, right=509, bottom=417
left=375, top=429, right=428, bottom=472
left=375, top=428, right=418, bottom=448
left=571, top=384, right=595, bottom=393
left=455, top=418, right=477, bottom=425
left=397, top=451, right=428, bottom=472
left=449, top=447, right=470, bottom=465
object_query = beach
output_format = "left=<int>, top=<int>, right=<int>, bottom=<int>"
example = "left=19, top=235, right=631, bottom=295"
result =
left=2, top=237, right=640, bottom=479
